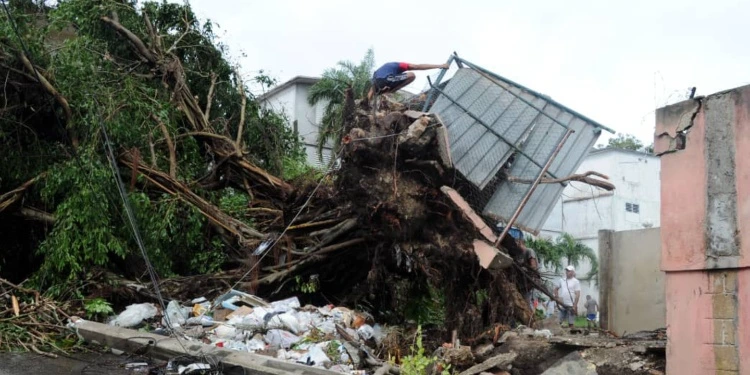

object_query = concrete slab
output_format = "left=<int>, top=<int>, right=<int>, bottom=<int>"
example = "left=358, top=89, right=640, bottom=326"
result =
left=473, top=239, right=513, bottom=270
left=70, top=320, right=341, bottom=375
left=440, top=186, right=496, bottom=243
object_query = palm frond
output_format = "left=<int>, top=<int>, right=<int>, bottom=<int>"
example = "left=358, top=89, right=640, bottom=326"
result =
left=308, top=49, right=376, bottom=157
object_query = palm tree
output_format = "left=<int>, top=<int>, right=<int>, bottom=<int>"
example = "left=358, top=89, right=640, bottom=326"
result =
left=308, top=49, right=375, bottom=162
left=526, top=233, right=599, bottom=283
left=555, top=233, right=599, bottom=283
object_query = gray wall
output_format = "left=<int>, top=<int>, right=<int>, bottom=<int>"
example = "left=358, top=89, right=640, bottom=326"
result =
left=599, top=228, right=665, bottom=335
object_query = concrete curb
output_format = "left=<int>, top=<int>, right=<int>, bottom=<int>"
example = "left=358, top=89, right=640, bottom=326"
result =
left=71, top=320, right=343, bottom=375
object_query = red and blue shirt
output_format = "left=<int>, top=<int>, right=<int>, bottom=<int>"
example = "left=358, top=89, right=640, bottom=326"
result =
left=373, top=62, right=409, bottom=79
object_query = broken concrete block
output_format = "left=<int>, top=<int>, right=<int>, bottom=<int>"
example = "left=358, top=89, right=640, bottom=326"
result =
left=541, top=351, right=598, bottom=375
left=473, top=239, right=514, bottom=270
left=458, top=352, right=516, bottom=375
left=434, top=115, right=453, bottom=168
left=441, top=186, right=496, bottom=243
left=404, top=110, right=429, bottom=119
left=443, top=346, right=475, bottom=367
left=473, top=343, right=495, bottom=361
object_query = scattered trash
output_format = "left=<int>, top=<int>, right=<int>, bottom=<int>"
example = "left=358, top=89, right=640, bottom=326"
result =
left=186, top=315, right=214, bottom=327
left=109, top=303, right=158, bottom=328
left=298, top=345, right=331, bottom=367
left=357, top=324, right=374, bottom=340
left=265, top=329, right=301, bottom=349
left=213, top=289, right=270, bottom=311
left=104, top=290, right=665, bottom=375
left=534, top=329, right=553, bottom=339
left=165, top=300, right=187, bottom=327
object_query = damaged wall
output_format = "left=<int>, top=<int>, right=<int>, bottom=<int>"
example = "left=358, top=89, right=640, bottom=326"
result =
left=598, top=228, right=664, bottom=335
left=655, top=85, right=750, bottom=375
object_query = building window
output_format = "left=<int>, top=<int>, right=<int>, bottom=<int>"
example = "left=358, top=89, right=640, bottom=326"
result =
left=626, top=202, right=640, bottom=214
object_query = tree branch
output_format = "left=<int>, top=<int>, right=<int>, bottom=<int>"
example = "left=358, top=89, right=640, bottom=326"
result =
left=148, top=132, right=157, bottom=167
left=151, top=113, right=177, bottom=178
left=16, top=52, right=76, bottom=146
left=204, top=72, right=217, bottom=123
left=508, top=171, right=615, bottom=191
left=234, top=68, right=246, bottom=156
left=16, top=207, right=55, bottom=224
left=0, top=173, right=46, bottom=213
left=101, top=16, right=156, bottom=63
left=142, top=11, right=163, bottom=51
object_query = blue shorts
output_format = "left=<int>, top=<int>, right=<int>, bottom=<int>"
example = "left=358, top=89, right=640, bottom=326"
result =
left=372, top=73, right=409, bottom=93
left=587, top=313, right=597, bottom=321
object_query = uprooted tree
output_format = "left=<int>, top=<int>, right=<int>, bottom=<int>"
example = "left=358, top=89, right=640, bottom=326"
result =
left=0, top=0, right=535, bottom=343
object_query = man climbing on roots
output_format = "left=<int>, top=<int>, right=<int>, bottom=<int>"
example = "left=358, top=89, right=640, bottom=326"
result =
left=367, top=62, right=448, bottom=102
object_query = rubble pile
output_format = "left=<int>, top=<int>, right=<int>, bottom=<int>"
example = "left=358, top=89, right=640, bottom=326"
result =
left=107, top=292, right=393, bottom=374
left=103, top=292, right=667, bottom=375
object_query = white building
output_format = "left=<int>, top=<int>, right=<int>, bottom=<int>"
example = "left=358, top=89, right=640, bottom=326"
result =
left=258, top=76, right=333, bottom=168
left=539, top=147, right=661, bottom=310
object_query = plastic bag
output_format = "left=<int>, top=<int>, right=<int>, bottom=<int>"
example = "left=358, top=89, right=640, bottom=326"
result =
left=295, top=311, right=314, bottom=331
left=270, top=296, right=300, bottom=313
left=186, top=315, right=214, bottom=327
left=246, top=338, right=266, bottom=351
left=109, top=303, right=158, bottom=328
left=357, top=324, right=374, bottom=340
left=163, top=300, right=187, bottom=327
left=266, top=312, right=301, bottom=334
left=315, top=320, right=336, bottom=335
left=265, top=329, right=301, bottom=349
left=372, top=324, right=385, bottom=345
left=213, top=325, right=238, bottom=339
left=533, top=329, right=553, bottom=339
left=297, top=345, right=331, bottom=367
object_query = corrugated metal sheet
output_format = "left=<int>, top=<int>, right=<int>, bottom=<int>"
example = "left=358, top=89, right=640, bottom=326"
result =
left=429, top=58, right=614, bottom=234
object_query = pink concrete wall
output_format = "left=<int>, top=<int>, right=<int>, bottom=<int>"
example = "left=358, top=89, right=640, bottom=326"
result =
left=735, top=88, right=750, bottom=265
left=664, top=272, right=714, bottom=373
left=657, top=86, right=750, bottom=374
left=655, top=100, right=707, bottom=271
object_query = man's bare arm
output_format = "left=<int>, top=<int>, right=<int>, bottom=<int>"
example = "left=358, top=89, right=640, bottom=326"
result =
left=407, top=63, right=449, bottom=71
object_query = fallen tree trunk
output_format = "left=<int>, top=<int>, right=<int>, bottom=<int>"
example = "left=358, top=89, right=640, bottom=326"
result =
left=120, top=151, right=265, bottom=243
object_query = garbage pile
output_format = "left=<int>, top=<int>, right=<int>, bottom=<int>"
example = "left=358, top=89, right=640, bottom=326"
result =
left=109, top=291, right=386, bottom=374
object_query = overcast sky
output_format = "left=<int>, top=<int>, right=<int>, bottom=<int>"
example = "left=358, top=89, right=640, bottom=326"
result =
left=183, top=0, right=749, bottom=146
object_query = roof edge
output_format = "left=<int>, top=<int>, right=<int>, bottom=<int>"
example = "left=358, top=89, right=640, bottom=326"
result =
left=258, top=76, right=321, bottom=101
left=455, top=57, right=616, bottom=134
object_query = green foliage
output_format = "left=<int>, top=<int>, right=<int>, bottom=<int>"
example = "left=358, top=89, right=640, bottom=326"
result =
left=395, top=326, right=452, bottom=375
left=308, top=49, right=375, bottom=161
left=604, top=133, right=644, bottom=151
left=282, top=157, right=324, bottom=182
left=84, top=298, right=114, bottom=320
left=294, top=275, right=319, bottom=294
left=534, top=308, right=546, bottom=320
left=526, top=233, right=599, bottom=283
left=474, top=288, right=489, bottom=306
left=36, top=158, right=127, bottom=283
left=404, top=284, right=446, bottom=328
left=218, top=188, right=250, bottom=217
left=190, top=239, right=226, bottom=274
left=0, top=0, right=303, bottom=287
